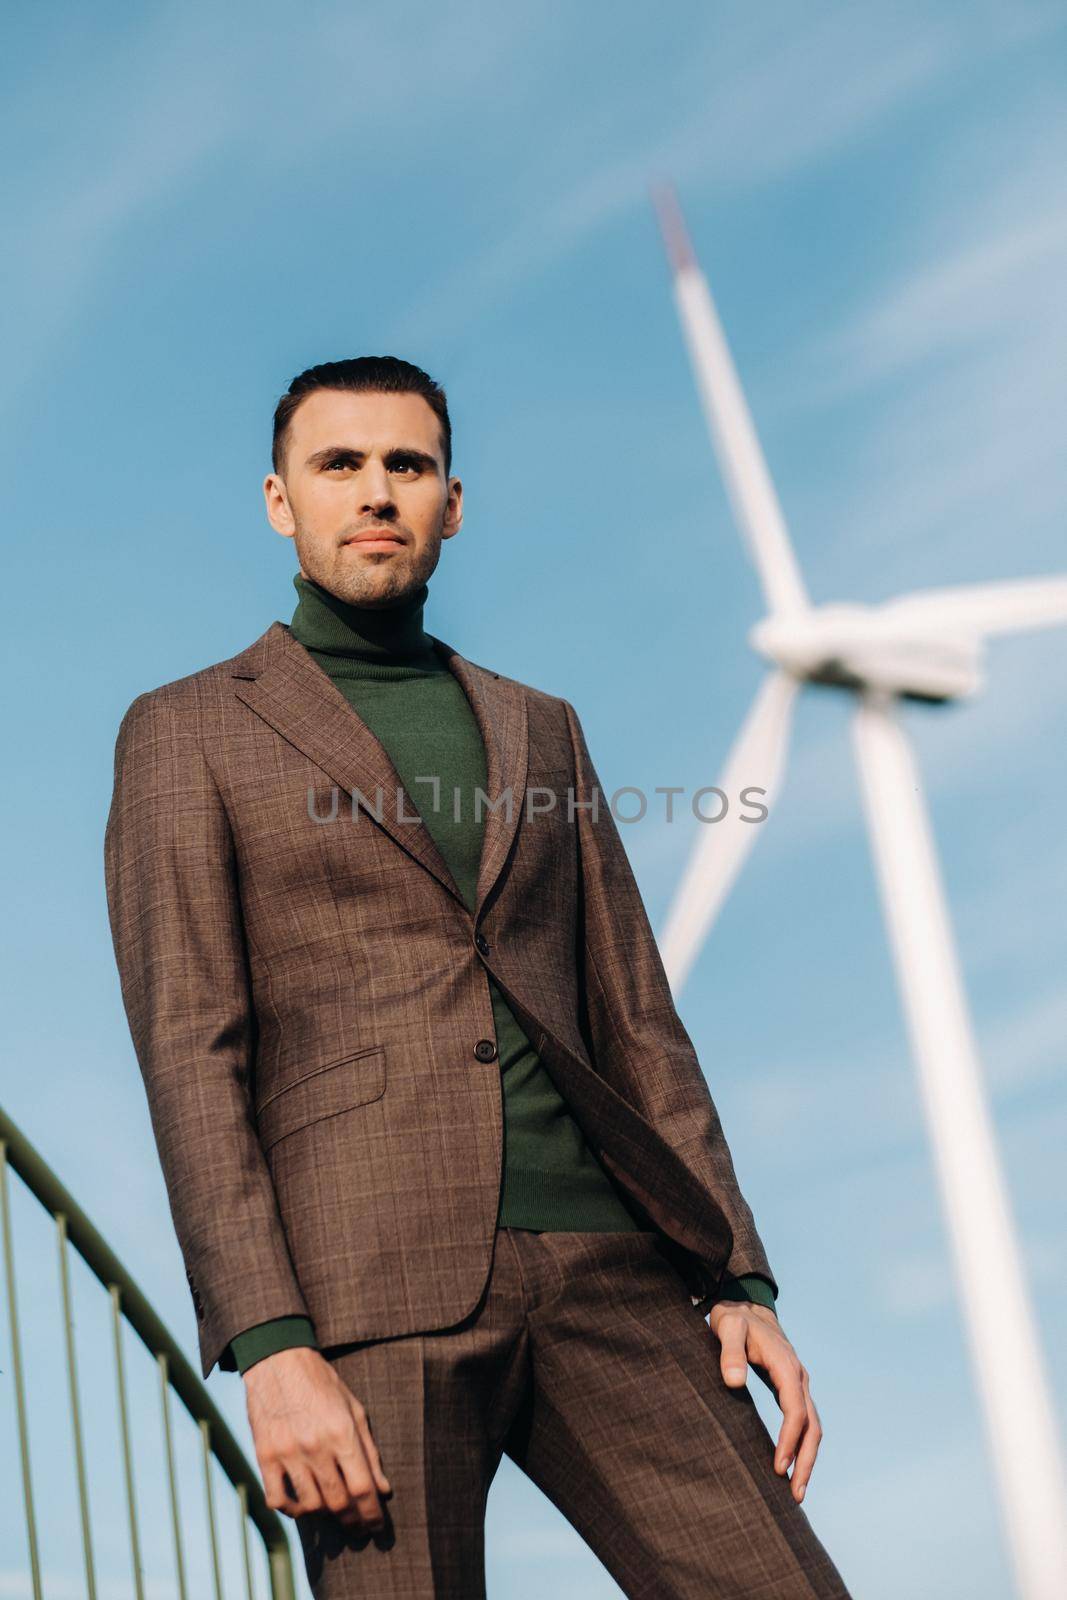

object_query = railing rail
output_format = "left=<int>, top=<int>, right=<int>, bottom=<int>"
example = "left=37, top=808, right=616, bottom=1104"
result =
left=0, top=1103, right=296, bottom=1600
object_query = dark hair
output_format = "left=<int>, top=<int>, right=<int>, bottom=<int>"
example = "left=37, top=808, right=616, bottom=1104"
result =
left=272, top=356, right=452, bottom=475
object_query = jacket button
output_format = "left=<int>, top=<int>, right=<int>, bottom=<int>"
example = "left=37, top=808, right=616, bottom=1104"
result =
left=474, top=932, right=490, bottom=956
left=474, top=1038, right=497, bottom=1062
left=186, top=1269, right=205, bottom=1321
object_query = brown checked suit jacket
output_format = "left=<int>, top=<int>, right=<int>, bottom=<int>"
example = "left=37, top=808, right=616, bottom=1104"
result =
left=103, top=618, right=777, bottom=1380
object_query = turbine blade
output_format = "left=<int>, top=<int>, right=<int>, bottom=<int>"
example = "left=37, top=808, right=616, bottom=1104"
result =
left=658, top=668, right=799, bottom=998
left=881, top=575, right=1067, bottom=639
left=651, top=180, right=809, bottom=619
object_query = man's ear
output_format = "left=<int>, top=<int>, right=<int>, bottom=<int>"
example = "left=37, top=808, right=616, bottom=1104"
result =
left=442, top=475, right=463, bottom=540
left=264, top=472, right=296, bottom=537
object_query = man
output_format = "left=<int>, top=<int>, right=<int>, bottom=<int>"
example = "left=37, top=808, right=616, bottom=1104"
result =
left=103, top=356, right=852, bottom=1598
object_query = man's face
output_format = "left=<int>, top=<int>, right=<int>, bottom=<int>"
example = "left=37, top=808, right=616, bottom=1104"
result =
left=263, top=388, right=462, bottom=607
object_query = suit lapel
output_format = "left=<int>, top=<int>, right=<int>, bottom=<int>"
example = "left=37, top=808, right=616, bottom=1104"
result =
left=231, top=621, right=528, bottom=921
left=430, top=632, right=530, bottom=916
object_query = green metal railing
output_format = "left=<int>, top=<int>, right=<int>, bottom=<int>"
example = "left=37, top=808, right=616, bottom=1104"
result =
left=0, top=1104, right=296, bottom=1600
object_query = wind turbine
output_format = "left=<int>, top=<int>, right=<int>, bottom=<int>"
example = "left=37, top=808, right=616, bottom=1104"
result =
left=651, top=181, right=1067, bottom=1600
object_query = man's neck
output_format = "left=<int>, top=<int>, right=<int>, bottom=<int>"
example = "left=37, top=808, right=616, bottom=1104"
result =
left=288, top=572, right=437, bottom=666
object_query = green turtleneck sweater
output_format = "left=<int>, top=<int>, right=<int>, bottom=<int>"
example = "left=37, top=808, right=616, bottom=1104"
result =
left=228, top=574, right=776, bottom=1374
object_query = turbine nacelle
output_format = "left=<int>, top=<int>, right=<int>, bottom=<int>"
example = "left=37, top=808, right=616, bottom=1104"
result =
left=748, top=604, right=984, bottom=703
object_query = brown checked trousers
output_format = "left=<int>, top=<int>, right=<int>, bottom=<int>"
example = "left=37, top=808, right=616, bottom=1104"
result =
left=103, top=619, right=853, bottom=1598
left=297, top=1228, right=851, bottom=1599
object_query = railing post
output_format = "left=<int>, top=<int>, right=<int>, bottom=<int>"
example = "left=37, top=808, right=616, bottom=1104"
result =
left=269, top=1542, right=299, bottom=1600
left=159, top=1352, right=189, bottom=1600
left=56, top=1211, right=98, bottom=1600
left=110, top=1283, right=146, bottom=1600
left=201, top=1416, right=226, bottom=1600
left=237, top=1481, right=256, bottom=1600
left=0, top=1137, right=43, bottom=1600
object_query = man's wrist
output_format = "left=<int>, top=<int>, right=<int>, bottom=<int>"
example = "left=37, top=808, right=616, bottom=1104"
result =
left=230, top=1315, right=319, bottom=1376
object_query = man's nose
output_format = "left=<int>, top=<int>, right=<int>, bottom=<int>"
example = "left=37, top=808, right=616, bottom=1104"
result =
left=359, top=459, right=395, bottom=513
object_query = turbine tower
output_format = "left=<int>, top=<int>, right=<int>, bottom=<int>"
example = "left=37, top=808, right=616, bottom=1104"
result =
left=651, top=180, right=1067, bottom=1600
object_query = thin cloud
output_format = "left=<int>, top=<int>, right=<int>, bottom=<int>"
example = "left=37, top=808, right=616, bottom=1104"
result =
left=2, top=2, right=543, bottom=398
left=810, top=211, right=1067, bottom=400
left=390, top=1, right=1063, bottom=350
left=774, top=95, right=1067, bottom=592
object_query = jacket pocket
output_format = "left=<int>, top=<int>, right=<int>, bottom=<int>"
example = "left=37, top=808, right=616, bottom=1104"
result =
left=255, top=1045, right=387, bottom=1151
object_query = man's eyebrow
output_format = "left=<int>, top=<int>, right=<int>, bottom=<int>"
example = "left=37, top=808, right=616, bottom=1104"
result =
left=304, top=444, right=440, bottom=471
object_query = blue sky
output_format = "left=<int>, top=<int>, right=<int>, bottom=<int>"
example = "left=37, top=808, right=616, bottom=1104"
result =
left=2, top=2, right=1065, bottom=1595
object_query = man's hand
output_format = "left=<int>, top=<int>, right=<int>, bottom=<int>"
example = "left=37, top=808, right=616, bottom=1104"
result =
left=707, top=1301, right=822, bottom=1504
left=243, top=1347, right=392, bottom=1530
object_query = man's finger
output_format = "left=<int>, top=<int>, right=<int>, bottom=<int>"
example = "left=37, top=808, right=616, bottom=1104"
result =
left=355, top=1409, right=392, bottom=1497
left=261, top=1458, right=298, bottom=1518
left=717, top=1310, right=750, bottom=1386
left=286, top=1460, right=326, bottom=1516
left=788, top=1371, right=823, bottom=1502
left=770, top=1356, right=808, bottom=1476
left=264, top=1459, right=323, bottom=1519
left=335, top=1439, right=385, bottom=1528
left=312, top=1449, right=363, bottom=1519
left=336, top=1399, right=391, bottom=1521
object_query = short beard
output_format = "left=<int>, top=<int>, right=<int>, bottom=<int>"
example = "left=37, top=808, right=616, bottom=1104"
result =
left=293, top=518, right=444, bottom=608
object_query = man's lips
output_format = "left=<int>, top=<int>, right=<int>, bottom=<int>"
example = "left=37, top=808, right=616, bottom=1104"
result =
left=343, top=531, right=406, bottom=548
